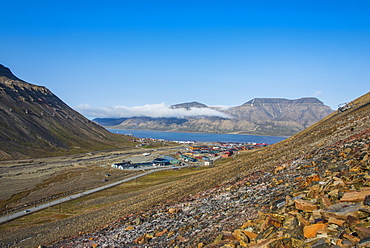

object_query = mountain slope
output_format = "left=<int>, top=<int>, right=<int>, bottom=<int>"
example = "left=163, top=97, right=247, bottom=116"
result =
left=95, top=98, right=333, bottom=136
left=225, top=97, right=334, bottom=135
left=43, top=92, right=369, bottom=247
left=0, top=65, right=134, bottom=160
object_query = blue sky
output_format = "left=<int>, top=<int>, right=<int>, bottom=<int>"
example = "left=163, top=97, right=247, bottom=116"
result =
left=1, top=0, right=369, bottom=118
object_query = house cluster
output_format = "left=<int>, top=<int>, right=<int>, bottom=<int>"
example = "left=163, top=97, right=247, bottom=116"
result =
left=111, top=141, right=270, bottom=170
left=180, top=142, right=269, bottom=160
left=177, top=145, right=232, bottom=163
left=128, top=137, right=167, bottom=148
left=214, top=142, right=269, bottom=150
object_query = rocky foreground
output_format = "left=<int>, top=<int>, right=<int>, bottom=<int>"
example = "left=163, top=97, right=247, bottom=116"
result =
left=51, top=129, right=369, bottom=248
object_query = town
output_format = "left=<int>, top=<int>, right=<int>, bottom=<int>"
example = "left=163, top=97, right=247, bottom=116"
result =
left=111, top=138, right=269, bottom=170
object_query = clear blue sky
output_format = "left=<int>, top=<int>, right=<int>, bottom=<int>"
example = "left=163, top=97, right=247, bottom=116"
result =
left=1, top=0, right=369, bottom=118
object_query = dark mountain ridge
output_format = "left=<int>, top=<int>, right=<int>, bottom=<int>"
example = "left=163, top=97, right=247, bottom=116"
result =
left=0, top=65, right=134, bottom=160
left=0, top=65, right=24, bottom=81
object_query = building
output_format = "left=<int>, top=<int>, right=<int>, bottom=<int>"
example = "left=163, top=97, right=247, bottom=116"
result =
left=152, top=158, right=171, bottom=166
left=189, top=145, right=209, bottom=151
left=111, top=161, right=140, bottom=170
left=164, top=156, right=181, bottom=165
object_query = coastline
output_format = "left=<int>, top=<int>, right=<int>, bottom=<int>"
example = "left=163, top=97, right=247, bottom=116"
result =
left=107, top=127, right=291, bottom=137
left=108, top=128, right=288, bottom=144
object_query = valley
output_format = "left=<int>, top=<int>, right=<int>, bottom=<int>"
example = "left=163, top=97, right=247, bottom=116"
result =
left=0, top=145, right=187, bottom=216
left=0, top=65, right=369, bottom=247
left=0, top=92, right=368, bottom=247
left=0, top=145, right=217, bottom=247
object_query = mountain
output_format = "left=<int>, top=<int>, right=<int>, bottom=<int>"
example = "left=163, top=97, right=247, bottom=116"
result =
left=224, top=97, right=334, bottom=135
left=170, top=101, right=208, bottom=110
left=94, top=98, right=334, bottom=136
left=0, top=65, right=134, bottom=160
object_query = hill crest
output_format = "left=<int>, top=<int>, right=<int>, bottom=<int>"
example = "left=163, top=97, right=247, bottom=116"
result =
left=0, top=64, right=24, bottom=81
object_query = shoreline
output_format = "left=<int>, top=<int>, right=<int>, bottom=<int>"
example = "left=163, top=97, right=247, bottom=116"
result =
left=108, top=128, right=289, bottom=143
left=108, top=127, right=290, bottom=137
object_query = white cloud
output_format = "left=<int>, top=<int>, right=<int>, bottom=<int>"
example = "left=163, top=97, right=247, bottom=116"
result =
left=75, top=103, right=231, bottom=119
left=313, top=91, right=323, bottom=97
left=209, top=105, right=234, bottom=110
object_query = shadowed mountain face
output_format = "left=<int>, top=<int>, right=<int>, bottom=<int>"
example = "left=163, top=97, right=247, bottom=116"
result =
left=0, top=65, right=133, bottom=160
left=0, top=66, right=24, bottom=81
left=95, top=98, right=334, bottom=136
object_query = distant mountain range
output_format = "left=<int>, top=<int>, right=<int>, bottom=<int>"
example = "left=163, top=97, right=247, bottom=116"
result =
left=94, top=98, right=334, bottom=136
left=0, top=63, right=335, bottom=161
left=0, top=65, right=134, bottom=160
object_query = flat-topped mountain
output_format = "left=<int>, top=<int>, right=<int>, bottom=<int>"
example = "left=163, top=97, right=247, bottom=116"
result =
left=223, top=97, right=333, bottom=135
left=243, top=97, right=323, bottom=105
left=0, top=65, right=134, bottom=160
left=95, top=97, right=334, bottom=136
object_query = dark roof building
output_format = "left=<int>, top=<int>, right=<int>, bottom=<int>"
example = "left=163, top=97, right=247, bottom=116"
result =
left=152, top=158, right=170, bottom=166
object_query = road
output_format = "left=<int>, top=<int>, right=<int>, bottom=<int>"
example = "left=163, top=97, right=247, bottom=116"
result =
left=0, top=166, right=176, bottom=224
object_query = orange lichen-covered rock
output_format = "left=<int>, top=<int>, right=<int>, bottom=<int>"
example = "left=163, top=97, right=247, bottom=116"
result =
left=168, top=208, right=178, bottom=214
left=303, top=223, right=328, bottom=238
left=232, top=229, right=250, bottom=246
left=340, top=188, right=370, bottom=202
left=294, top=199, right=319, bottom=211
left=155, top=229, right=168, bottom=237
left=355, top=225, right=370, bottom=239
left=240, top=220, right=255, bottom=229
left=328, top=217, right=346, bottom=226
left=320, top=195, right=332, bottom=208
left=243, top=230, right=258, bottom=240
left=296, top=214, right=310, bottom=226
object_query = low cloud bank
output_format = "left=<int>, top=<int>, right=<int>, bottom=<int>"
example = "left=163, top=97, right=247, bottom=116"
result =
left=75, top=103, right=231, bottom=119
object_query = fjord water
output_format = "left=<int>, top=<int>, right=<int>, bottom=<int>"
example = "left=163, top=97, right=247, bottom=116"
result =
left=109, top=129, right=287, bottom=144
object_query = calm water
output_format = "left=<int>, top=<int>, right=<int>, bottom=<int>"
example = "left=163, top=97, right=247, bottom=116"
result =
left=109, top=129, right=287, bottom=144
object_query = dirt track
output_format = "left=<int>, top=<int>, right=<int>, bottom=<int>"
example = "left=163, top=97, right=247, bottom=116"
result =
left=0, top=146, right=182, bottom=214
left=0, top=153, right=208, bottom=247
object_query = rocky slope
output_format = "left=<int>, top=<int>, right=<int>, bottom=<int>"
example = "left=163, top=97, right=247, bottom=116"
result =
left=95, top=98, right=333, bottom=136
left=47, top=92, right=369, bottom=248
left=0, top=65, right=134, bottom=160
